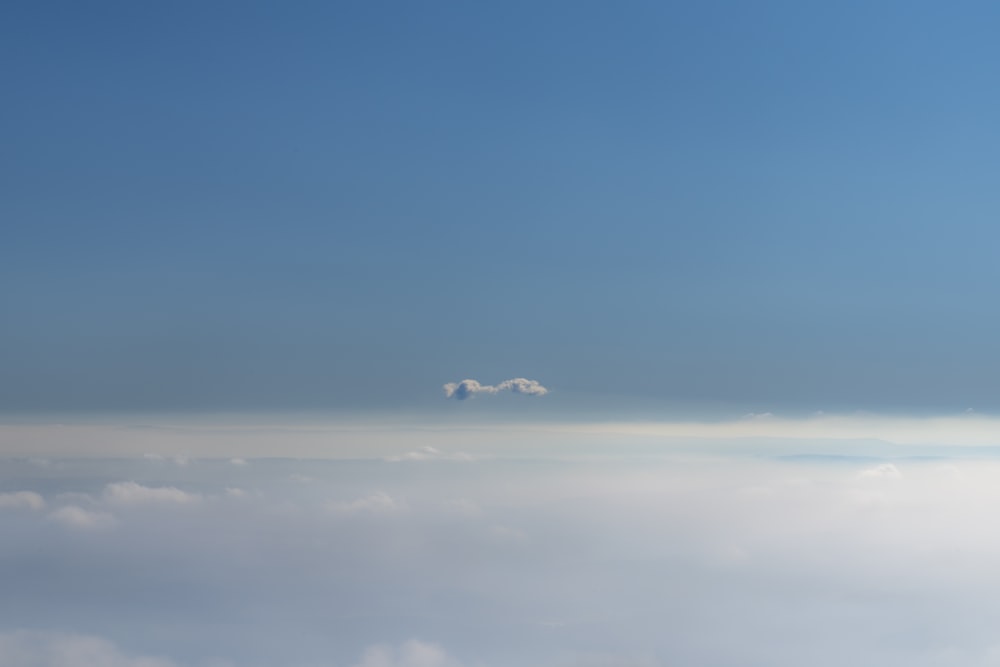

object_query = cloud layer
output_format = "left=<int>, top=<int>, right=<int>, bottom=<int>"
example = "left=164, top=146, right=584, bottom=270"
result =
left=6, top=448, right=1000, bottom=666
left=443, top=378, right=548, bottom=400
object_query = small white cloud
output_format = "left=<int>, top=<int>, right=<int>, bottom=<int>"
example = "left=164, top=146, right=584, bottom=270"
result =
left=742, top=412, right=774, bottom=420
left=0, top=490, right=45, bottom=511
left=858, top=463, right=902, bottom=480
left=328, top=492, right=408, bottom=516
left=443, top=377, right=548, bottom=400
left=48, top=505, right=118, bottom=531
left=383, top=446, right=475, bottom=462
left=229, top=458, right=249, bottom=466
left=0, top=630, right=177, bottom=667
left=352, top=640, right=462, bottom=667
left=497, top=377, right=548, bottom=396
left=146, top=454, right=191, bottom=466
left=103, top=481, right=202, bottom=506
left=224, top=487, right=246, bottom=498
left=386, top=446, right=442, bottom=461
left=443, top=379, right=489, bottom=400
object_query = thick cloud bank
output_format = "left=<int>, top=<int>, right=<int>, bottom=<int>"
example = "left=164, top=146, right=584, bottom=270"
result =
left=6, top=447, right=1000, bottom=666
left=443, top=378, right=548, bottom=400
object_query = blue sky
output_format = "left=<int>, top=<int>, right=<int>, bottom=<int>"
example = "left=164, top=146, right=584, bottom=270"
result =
left=8, top=5, right=1000, bottom=666
left=4, top=1, right=1000, bottom=415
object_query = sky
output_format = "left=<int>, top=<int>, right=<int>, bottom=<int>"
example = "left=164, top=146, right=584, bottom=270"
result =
left=6, top=2, right=1000, bottom=666
left=4, top=1, right=1000, bottom=415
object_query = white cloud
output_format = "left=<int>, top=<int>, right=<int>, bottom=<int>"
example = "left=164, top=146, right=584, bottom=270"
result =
left=142, top=453, right=191, bottom=466
left=858, top=463, right=902, bottom=480
left=383, top=446, right=475, bottom=462
left=328, top=492, right=408, bottom=516
left=102, top=482, right=202, bottom=506
left=144, top=454, right=191, bottom=466
left=0, top=490, right=45, bottom=510
left=15, top=446, right=1000, bottom=667
left=352, top=640, right=462, bottom=667
left=443, top=377, right=548, bottom=400
left=0, top=631, right=177, bottom=667
left=384, top=446, right=443, bottom=462
left=48, top=506, right=118, bottom=530
left=229, top=458, right=249, bottom=466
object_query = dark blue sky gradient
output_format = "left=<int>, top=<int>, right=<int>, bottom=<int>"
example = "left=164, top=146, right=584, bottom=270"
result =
left=3, top=1, right=1000, bottom=412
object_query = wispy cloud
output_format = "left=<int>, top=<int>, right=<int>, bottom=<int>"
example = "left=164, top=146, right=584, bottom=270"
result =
left=858, top=463, right=903, bottom=480
left=328, top=492, right=408, bottom=516
left=47, top=505, right=118, bottom=531
left=443, top=377, right=548, bottom=400
left=383, top=446, right=475, bottom=462
left=103, top=482, right=202, bottom=506
left=0, top=631, right=177, bottom=667
left=0, top=491, right=45, bottom=511
left=351, top=640, right=462, bottom=667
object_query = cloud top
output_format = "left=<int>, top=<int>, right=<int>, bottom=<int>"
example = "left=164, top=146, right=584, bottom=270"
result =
left=443, top=378, right=548, bottom=400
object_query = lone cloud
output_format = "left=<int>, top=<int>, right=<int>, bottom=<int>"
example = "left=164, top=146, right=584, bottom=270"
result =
left=443, top=378, right=548, bottom=400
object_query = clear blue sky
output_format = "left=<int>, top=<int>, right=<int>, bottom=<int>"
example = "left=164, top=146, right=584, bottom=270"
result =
left=3, top=1, right=1000, bottom=413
